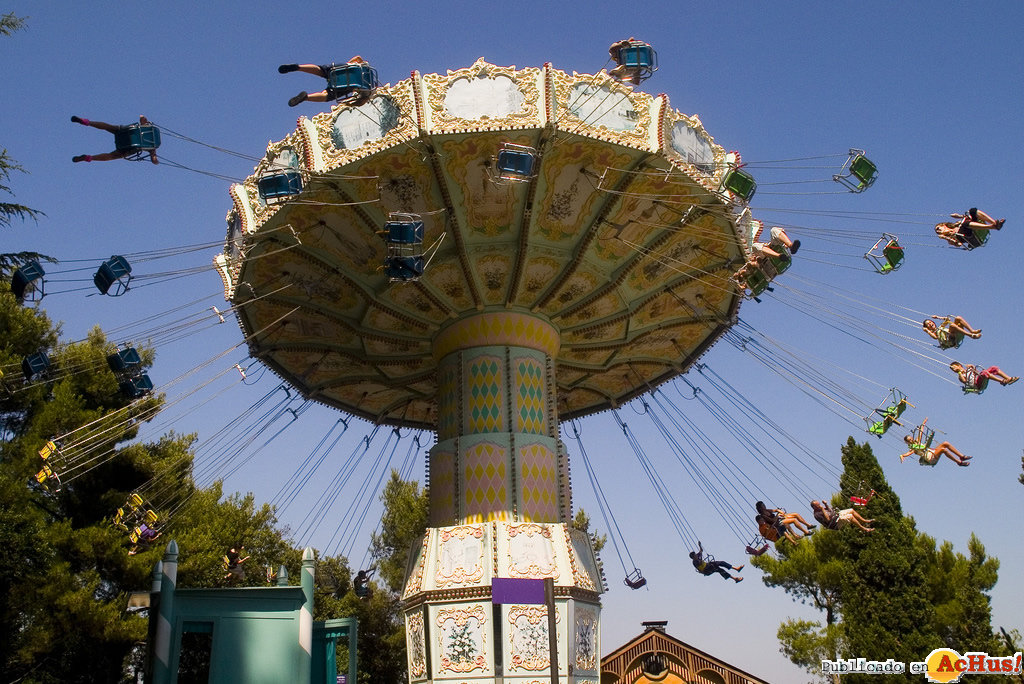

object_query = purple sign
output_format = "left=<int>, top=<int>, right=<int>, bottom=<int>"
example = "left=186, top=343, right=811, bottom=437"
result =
left=492, top=577, right=545, bottom=605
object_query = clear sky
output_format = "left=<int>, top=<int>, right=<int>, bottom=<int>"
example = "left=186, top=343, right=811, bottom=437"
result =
left=3, top=3, right=1023, bottom=682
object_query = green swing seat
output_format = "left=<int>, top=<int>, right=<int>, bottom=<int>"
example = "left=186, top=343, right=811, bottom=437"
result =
left=834, top=150, right=878, bottom=193
left=865, top=234, right=904, bottom=274
left=721, top=168, right=756, bottom=203
left=962, top=374, right=990, bottom=395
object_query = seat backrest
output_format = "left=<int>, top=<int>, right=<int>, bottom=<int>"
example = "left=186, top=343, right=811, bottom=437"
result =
left=850, top=155, right=878, bottom=187
left=883, top=242, right=904, bottom=268
left=744, top=269, right=770, bottom=297
left=258, top=170, right=303, bottom=202
left=722, top=168, right=756, bottom=202
left=327, top=64, right=378, bottom=91
left=385, top=256, right=425, bottom=281
left=22, top=352, right=50, bottom=379
left=618, top=44, right=654, bottom=68
left=114, top=124, right=160, bottom=152
left=385, top=219, right=425, bottom=245
left=11, top=261, right=45, bottom=299
left=497, top=149, right=536, bottom=178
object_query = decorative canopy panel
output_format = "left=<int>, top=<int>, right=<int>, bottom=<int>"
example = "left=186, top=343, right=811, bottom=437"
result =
left=219, top=58, right=747, bottom=428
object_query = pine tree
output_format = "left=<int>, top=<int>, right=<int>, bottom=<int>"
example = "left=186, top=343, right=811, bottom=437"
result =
left=838, top=438, right=937, bottom=683
left=755, top=437, right=1009, bottom=684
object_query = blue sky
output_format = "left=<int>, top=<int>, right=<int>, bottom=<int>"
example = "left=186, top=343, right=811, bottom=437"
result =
left=3, top=3, right=1023, bottom=681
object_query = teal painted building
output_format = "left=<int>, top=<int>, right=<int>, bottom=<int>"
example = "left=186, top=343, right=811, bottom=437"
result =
left=148, top=542, right=357, bottom=684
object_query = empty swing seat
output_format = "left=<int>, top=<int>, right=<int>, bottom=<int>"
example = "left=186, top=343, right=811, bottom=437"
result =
left=624, top=569, right=647, bottom=589
left=496, top=144, right=539, bottom=181
left=326, top=63, right=379, bottom=100
left=865, top=235, right=904, bottom=274
left=258, top=170, right=303, bottom=204
left=384, top=256, right=425, bottom=282
left=94, top=255, right=133, bottom=296
left=722, top=168, right=756, bottom=202
left=107, top=347, right=142, bottom=373
left=120, top=374, right=154, bottom=399
left=11, top=261, right=45, bottom=301
left=834, top=151, right=878, bottom=192
left=383, top=217, right=425, bottom=245
left=22, top=352, right=50, bottom=380
left=38, top=440, right=59, bottom=461
left=113, top=124, right=161, bottom=153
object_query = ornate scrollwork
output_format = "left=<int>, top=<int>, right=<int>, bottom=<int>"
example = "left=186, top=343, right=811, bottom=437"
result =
left=423, top=57, right=541, bottom=133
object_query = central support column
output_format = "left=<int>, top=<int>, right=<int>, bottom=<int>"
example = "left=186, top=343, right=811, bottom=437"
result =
left=428, top=311, right=568, bottom=526
left=402, top=311, right=604, bottom=684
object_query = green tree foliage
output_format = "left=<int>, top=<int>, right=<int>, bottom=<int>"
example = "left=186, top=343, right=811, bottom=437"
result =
left=370, top=469, right=428, bottom=592
left=572, top=508, right=607, bottom=554
left=0, top=283, right=310, bottom=682
left=1, top=12, right=29, bottom=36
left=837, top=438, right=937, bottom=678
left=754, top=438, right=1010, bottom=684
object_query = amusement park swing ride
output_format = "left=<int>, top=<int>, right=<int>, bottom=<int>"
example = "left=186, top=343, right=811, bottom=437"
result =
left=7, top=40, right=1013, bottom=683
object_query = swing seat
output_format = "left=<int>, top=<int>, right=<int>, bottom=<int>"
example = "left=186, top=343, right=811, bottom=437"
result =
left=742, top=268, right=772, bottom=301
left=865, top=234, right=903, bottom=274
left=11, top=261, right=45, bottom=301
left=258, top=170, right=303, bottom=204
left=384, top=256, right=424, bottom=282
left=39, top=440, right=59, bottom=461
left=107, top=347, right=142, bottom=373
left=383, top=216, right=425, bottom=245
left=865, top=391, right=911, bottom=436
left=22, top=352, right=50, bottom=380
left=120, top=374, right=154, bottom=399
left=868, top=419, right=891, bottom=437
left=766, top=253, right=792, bottom=278
left=614, top=41, right=658, bottom=82
left=114, top=124, right=161, bottom=154
left=35, top=464, right=55, bottom=484
left=496, top=144, right=539, bottom=182
left=143, top=509, right=159, bottom=525
left=850, top=490, right=875, bottom=506
left=94, top=255, right=133, bottom=296
left=746, top=543, right=770, bottom=556
left=721, top=168, right=756, bottom=202
left=326, top=63, right=379, bottom=100
left=962, top=375, right=989, bottom=394
left=624, top=569, right=647, bottom=589
left=128, top=493, right=144, bottom=509
left=834, top=151, right=877, bottom=192
left=112, top=508, right=129, bottom=530
left=354, top=583, right=371, bottom=598
left=937, top=326, right=964, bottom=350
left=960, top=227, right=989, bottom=250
